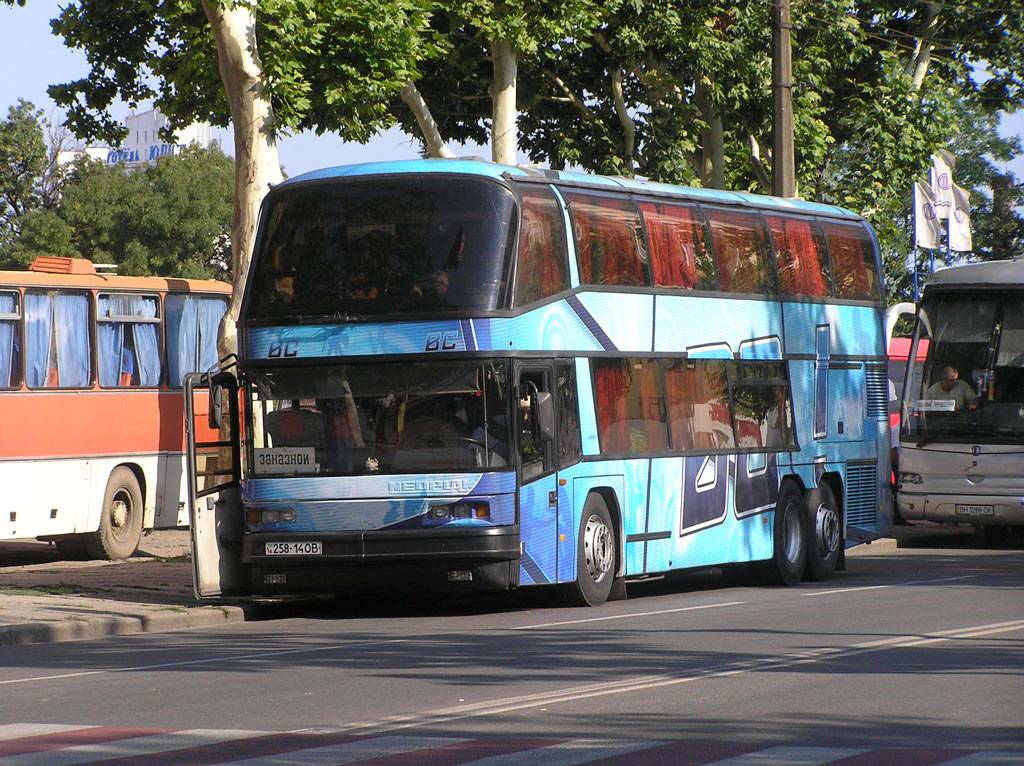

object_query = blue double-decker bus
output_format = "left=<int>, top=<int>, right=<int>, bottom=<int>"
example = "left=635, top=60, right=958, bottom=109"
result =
left=185, top=159, right=891, bottom=606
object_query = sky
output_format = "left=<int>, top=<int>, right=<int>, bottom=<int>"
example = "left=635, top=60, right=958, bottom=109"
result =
left=2, top=1, right=1022, bottom=181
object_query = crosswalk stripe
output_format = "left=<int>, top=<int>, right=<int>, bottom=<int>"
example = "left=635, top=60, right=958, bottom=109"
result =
left=0, top=725, right=1021, bottom=766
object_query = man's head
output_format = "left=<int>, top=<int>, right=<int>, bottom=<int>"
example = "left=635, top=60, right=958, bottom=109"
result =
left=940, top=366, right=959, bottom=392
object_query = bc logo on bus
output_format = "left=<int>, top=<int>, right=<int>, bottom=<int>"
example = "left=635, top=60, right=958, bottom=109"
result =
left=425, top=331, right=461, bottom=352
left=267, top=340, right=299, bottom=358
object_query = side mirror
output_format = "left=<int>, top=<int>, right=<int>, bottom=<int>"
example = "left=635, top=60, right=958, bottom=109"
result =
left=533, top=391, right=555, bottom=443
left=206, top=372, right=235, bottom=429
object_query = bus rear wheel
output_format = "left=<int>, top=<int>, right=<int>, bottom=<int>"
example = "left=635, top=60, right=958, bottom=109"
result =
left=804, top=483, right=842, bottom=581
left=85, top=467, right=143, bottom=561
left=760, top=481, right=806, bottom=586
left=567, top=494, right=616, bottom=607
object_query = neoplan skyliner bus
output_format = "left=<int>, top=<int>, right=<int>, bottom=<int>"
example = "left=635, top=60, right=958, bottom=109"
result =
left=186, top=159, right=892, bottom=606
left=889, top=260, right=1024, bottom=543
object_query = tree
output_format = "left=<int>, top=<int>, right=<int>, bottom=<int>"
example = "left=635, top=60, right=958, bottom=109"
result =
left=17, top=0, right=437, bottom=354
left=6, top=145, right=235, bottom=278
left=0, top=100, right=74, bottom=263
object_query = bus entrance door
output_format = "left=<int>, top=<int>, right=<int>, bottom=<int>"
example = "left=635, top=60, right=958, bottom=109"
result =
left=184, top=368, right=245, bottom=599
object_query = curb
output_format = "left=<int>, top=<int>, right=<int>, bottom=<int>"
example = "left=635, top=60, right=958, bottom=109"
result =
left=0, top=602, right=252, bottom=646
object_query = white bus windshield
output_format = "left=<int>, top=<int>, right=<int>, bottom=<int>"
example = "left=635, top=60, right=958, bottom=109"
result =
left=246, top=176, right=517, bottom=319
left=248, top=360, right=512, bottom=476
left=902, top=289, right=1024, bottom=442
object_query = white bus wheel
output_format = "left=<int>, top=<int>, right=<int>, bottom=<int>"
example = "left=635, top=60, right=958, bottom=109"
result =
left=85, top=467, right=144, bottom=561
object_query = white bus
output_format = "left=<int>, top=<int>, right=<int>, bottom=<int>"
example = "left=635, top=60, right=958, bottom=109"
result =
left=892, top=259, right=1024, bottom=543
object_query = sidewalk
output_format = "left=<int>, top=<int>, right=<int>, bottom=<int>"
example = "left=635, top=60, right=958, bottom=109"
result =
left=0, top=530, right=253, bottom=646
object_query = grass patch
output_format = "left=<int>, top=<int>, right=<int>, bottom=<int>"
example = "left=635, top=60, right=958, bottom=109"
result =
left=0, top=584, right=87, bottom=597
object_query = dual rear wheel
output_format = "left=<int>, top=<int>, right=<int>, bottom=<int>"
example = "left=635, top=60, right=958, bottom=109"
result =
left=761, top=480, right=842, bottom=585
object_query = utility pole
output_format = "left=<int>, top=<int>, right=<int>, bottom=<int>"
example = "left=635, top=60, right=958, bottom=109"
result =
left=772, top=0, right=796, bottom=198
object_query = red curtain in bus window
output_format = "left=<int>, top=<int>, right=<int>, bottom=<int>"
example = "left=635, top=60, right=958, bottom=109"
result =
left=635, top=360, right=669, bottom=451
left=568, top=193, right=645, bottom=286
left=639, top=201, right=706, bottom=289
left=704, top=208, right=775, bottom=294
left=594, top=359, right=631, bottom=452
left=665, top=359, right=735, bottom=450
left=514, top=188, right=569, bottom=306
left=822, top=221, right=881, bottom=301
left=766, top=215, right=831, bottom=297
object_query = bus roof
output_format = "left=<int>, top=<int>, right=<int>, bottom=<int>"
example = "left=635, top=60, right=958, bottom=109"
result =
left=0, top=257, right=231, bottom=294
left=283, top=158, right=860, bottom=220
left=924, top=259, right=1024, bottom=290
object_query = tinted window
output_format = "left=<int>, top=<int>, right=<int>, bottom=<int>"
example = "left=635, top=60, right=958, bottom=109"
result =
left=638, top=200, right=716, bottom=290
left=593, top=358, right=669, bottom=453
left=664, top=358, right=735, bottom=450
left=567, top=193, right=647, bottom=287
left=822, top=220, right=880, bottom=301
left=247, top=176, right=516, bottom=319
left=514, top=187, right=569, bottom=306
left=766, top=215, right=832, bottom=298
left=704, top=207, right=776, bottom=294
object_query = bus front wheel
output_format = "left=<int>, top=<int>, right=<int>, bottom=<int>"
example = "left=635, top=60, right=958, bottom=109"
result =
left=567, top=494, right=616, bottom=607
left=760, top=481, right=806, bottom=586
left=804, top=483, right=842, bottom=581
left=85, top=467, right=144, bottom=561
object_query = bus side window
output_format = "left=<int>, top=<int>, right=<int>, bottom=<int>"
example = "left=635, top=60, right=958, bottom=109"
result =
left=639, top=200, right=715, bottom=291
left=822, top=220, right=880, bottom=301
left=766, top=215, right=832, bottom=298
left=567, top=193, right=647, bottom=288
left=519, top=370, right=552, bottom=480
left=24, top=290, right=92, bottom=388
left=0, top=290, right=22, bottom=388
left=703, top=207, right=776, bottom=295
left=514, top=188, right=569, bottom=306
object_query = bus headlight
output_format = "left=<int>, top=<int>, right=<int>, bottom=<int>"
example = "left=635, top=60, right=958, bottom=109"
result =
left=899, top=472, right=923, bottom=485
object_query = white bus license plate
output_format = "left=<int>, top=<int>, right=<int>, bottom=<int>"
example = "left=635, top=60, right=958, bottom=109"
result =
left=266, top=541, right=322, bottom=555
left=954, top=504, right=995, bottom=516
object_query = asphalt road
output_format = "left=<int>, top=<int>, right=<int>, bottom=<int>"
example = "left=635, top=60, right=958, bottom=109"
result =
left=1, top=524, right=1021, bottom=764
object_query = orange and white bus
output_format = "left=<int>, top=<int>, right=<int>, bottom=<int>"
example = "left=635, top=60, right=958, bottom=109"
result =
left=0, top=257, right=230, bottom=559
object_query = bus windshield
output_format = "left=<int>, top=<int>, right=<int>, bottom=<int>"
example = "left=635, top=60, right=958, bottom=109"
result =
left=903, top=289, right=1024, bottom=442
left=246, top=176, right=517, bottom=319
left=249, top=360, right=513, bottom=476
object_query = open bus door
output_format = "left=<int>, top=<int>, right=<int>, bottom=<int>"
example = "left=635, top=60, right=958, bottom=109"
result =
left=184, top=363, right=245, bottom=599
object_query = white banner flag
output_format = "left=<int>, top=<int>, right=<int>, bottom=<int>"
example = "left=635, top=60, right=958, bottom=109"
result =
left=914, top=180, right=942, bottom=249
left=949, top=183, right=972, bottom=252
left=930, top=151, right=955, bottom=219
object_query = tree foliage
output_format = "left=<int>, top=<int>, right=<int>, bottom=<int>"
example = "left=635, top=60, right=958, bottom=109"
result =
left=2, top=143, right=235, bottom=280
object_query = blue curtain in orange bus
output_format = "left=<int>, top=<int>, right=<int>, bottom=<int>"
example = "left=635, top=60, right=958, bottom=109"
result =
left=54, top=293, right=90, bottom=387
left=97, top=295, right=124, bottom=387
left=24, top=292, right=52, bottom=388
left=173, top=298, right=199, bottom=385
left=132, top=297, right=161, bottom=386
left=197, top=298, right=226, bottom=373
left=0, top=292, right=15, bottom=387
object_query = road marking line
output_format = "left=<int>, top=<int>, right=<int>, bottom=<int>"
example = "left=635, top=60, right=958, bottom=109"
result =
left=513, top=601, right=746, bottom=630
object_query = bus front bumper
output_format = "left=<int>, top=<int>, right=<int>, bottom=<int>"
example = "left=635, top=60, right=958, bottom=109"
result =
left=897, top=491, right=1024, bottom=526
left=241, top=526, right=521, bottom=595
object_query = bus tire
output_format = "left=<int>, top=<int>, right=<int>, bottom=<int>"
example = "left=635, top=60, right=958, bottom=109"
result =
left=760, top=480, right=806, bottom=586
left=85, top=467, right=144, bottom=561
left=804, top=483, right=842, bottom=581
left=567, top=494, right=616, bottom=607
